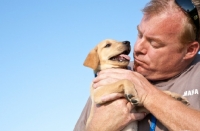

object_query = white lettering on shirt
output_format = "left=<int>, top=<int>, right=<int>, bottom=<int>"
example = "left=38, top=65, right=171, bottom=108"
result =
left=183, top=89, right=199, bottom=96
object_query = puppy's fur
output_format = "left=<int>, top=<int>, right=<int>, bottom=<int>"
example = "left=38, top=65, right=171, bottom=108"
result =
left=84, top=39, right=189, bottom=131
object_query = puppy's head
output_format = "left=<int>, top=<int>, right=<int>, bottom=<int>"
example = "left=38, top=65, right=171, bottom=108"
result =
left=83, top=39, right=131, bottom=71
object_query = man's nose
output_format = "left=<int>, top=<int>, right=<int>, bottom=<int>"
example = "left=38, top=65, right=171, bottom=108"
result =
left=134, top=39, right=148, bottom=55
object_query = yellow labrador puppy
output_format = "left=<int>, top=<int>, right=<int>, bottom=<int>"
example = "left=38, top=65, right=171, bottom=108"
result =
left=84, top=39, right=189, bottom=131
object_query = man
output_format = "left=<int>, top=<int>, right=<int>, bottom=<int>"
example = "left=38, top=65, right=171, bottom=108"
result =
left=74, top=0, right=200, bottom=130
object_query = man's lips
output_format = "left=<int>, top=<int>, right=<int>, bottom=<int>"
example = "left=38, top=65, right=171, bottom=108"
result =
left=134, top=57, right=147, bottom=65
left=133, top=57, right=153, bottom=73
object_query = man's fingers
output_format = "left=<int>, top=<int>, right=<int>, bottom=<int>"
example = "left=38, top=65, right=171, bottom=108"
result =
left=99, top=68, right=128, bottom=74
left=130, top=112, right=147, bottom=121
left=93, top=78, right=118, bottom=88
left=101, top=93, right=124, bottom=102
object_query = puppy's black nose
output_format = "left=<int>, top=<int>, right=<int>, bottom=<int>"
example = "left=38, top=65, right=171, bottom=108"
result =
left=122, top=41, right=130, bottom=45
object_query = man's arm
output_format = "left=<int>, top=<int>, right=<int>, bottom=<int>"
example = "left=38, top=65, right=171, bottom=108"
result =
left=74, top=97, right=146, bottom=131
left=125, top=71, right=200, bottom=131
left=93, top=68, right=200, bottom=131
left=85, top=98, right=146, bottom=131
left=144, top=89, right=200, bottom=131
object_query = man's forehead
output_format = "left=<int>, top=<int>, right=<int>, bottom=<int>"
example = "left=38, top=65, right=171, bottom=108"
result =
left=139, top=13, right=183, bottom=36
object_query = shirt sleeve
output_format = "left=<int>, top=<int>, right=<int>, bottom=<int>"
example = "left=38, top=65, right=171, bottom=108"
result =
left=73, top=97, right=92, bottom=131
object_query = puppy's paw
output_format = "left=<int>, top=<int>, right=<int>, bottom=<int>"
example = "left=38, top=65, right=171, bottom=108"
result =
left=123, top=80, right=142, bottom=106
left=173, top=95, right=189, bottom=105
left=125, top=94, right=140, bottom=105
left=93, top=97, right=104, bottom=104
left=164, top=91, right=190, bottom=105
left=92, top=91, right=104, bottom=104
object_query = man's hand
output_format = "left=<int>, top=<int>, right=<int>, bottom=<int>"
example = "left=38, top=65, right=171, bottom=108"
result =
left=92, top=68, right=156, bottom=105
left=86, top=98, right=146, bottom=131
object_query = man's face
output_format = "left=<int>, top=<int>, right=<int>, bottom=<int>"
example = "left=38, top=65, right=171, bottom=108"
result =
left=133, top=12, right=188, bottom=81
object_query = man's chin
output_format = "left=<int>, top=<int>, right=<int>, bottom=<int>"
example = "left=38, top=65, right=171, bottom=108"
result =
left=134, top=66, right=147, bottom=73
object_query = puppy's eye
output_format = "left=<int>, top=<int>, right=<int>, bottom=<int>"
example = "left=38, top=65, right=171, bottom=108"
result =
left=105, top=43, right=111, bottom=48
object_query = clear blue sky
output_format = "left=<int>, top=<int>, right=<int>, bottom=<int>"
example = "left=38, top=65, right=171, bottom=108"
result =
left=0, top=0, right=149, bottom=131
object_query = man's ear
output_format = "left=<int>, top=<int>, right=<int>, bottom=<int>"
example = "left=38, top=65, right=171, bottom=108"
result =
left=83, top=47, right=99, bottom=70
left=184, top=41, right=200, bottom=59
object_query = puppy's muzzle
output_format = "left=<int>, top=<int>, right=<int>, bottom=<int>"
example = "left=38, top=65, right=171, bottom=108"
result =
left=122, top=41, right=130, bottom=46
left=122, top=41, right=131, bottom=53
left=122, top=41, right=131, bottom=50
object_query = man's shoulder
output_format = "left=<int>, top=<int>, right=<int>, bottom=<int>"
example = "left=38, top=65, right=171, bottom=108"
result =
left=187, top=53, right=200, bottom=75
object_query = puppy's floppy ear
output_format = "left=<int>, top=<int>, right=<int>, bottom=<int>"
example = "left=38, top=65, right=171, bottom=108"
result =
left=83, top=47, right=99, bottom=70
